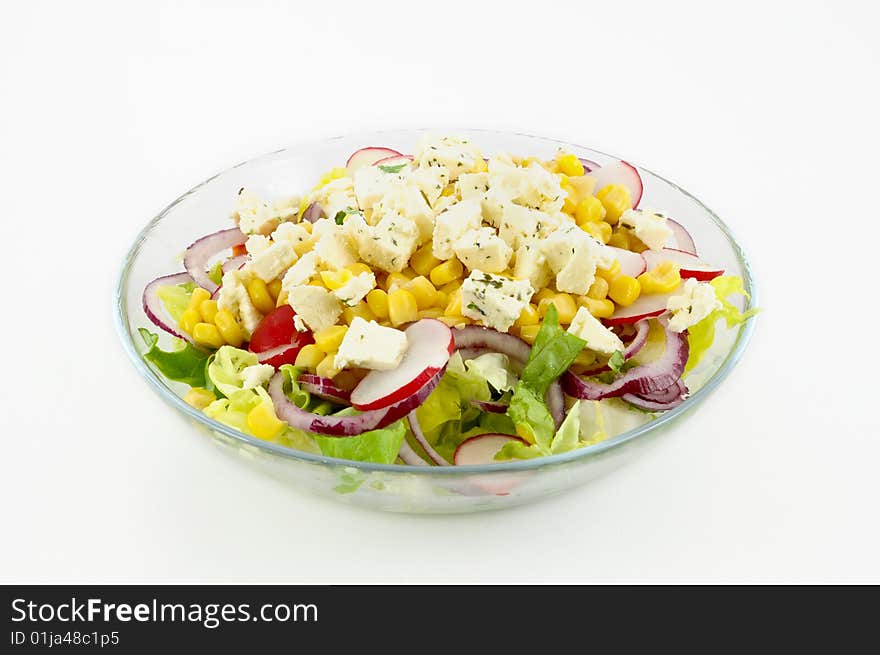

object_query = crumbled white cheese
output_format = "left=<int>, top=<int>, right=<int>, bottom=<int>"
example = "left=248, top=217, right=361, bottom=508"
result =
left=280, top=251, right=320, bottom=295
left=310, top=219, right=357, bottom=269
left=495, top=204, right=550, bottom=250
left=246, top=240, right=298, bottom=282
left=414, top=135, right=483, bottom=182
left=333, top=271, right=376, bottom=307
left=345, top=212, right=419, bottom=273
left=513, top=238, right=552, bottom=289
left=245, top=234, right=271, bottom=256
left=217, top=269, right=262, bottom=336
left=457, top=172, right=489, bottom=201
left=240, top=364, right=275, bottom=390
left=233, top=188, right=300, bottom=235
left=666, top=278, right=722, bottom=332
left=460, top=270, right=534, bottom=333
left=432, top=198, right=483, bottom=260
left=309, top=176, right=357, bottom=219
left=619, top=209, right=673, bottom=252
left=453, top=227, right=512, bottom=273
left=288, top=285, right=342, bottom=333
left=334, top=317, right=408, bottom=371
left=406, top=165, right=450, bottom=207
left=271, top=222, right=311, bottom=250
left=353, top=166, right=407, bottom=212
left=373, top=181, right=436, bottom=244
left=567, top=307, right=624, bottom=355
left=541, top=224, right=612, bottom=295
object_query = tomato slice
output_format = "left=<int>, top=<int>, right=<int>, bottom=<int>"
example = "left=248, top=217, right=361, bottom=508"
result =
left=248, top=305, right=314, bottom=368
left=232, top=243, right=247, bottom=257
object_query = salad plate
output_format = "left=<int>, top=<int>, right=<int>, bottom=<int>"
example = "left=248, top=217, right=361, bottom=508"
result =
left=116, top=129, right=757, bottom=513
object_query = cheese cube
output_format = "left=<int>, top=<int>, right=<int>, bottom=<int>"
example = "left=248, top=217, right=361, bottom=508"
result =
left=281, top=251, right=320, bottom=294
left=333, top=271, right=376, bottom=307
left=374, top=182, right=436, bottom=244
left=457, top=172, right=489, bottom=201
left=619, top=209, right=674, bottom=252
left=513, top=238, right=552, bottom=289
left=217, top=269, right=262, bottom=336
left=353, top=166, right=406, bottom=212
left=567, top=307, right=625, bottom=355
left=272, top=222, right=311, bottom=251
left=345, top=212, right=419, bottom=273
left=241, top=364, right=275, bottom=390
left=453, top=227, right=512, bottom=273
left=666, top=278, right=722, bottom=332
left=406, top=165, right=450, bottom=207
left=311, top=220, right=357, bottom=269
left=309, top=176, right=357, bottom=219
left=232, top=188, right=300, bottom=235
left=246, top=240, right=298, bottom=282
left=333, top=317, right=408, bottom=371
left=288, top=285, right=343, bottom=333
left=495, top=204, right=550, bottom=249
left=414, top=135, right=483, bottom=181
left=460, top=270, right=534, bottom=333
left=541, top=225, right=611, bottom=295
left=432, top=198, right=483, bottom=260
left=245, top=234, right=271, bottom=256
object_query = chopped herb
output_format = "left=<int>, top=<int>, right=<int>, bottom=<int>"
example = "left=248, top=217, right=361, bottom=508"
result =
left=378, top=163, right=407, bottom=174
left=466, top=302, right=486, bottom=316
left=608, top=350, right=626, bottom=374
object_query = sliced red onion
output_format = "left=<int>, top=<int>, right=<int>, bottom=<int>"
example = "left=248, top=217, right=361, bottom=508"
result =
left=222, top=254, right=248, bottom=273
left=268, top=369, right=441, bottom=437
left=453, top=326, right=532, bottom=363
left=471, top=400, right=508, bottom=413
left=562, top=323, right=689, bottom=400
left=579, top=319, right=650, bottom=376
left=637, top=379, right=688, bottom=403
left=142, top=271, right=195, bottom=342
left=397, top=438, right=429, bottom=466
left=546, top=381, right=565, bottom=427
left=301, top=202, right=325, bottom=223
left=298, top=373, right=352, bottom=405
left=407, top=411, right=450, bottom=466
left=622, top=380, right=688, bottom=411
left=184, top=227, right=247, bottom=295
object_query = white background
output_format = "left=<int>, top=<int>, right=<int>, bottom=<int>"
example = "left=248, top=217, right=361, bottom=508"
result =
left=2, top=0, right=877, bottom=583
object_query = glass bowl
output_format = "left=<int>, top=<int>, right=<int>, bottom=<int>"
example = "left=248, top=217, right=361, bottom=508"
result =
left=115, top=129, right=757, bottom=513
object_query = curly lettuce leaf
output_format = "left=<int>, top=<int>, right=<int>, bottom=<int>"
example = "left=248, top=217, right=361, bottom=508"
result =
left=464, top=353, right=517, bottom=394
left=278, top=364, right=312, bottom=409
left=497, top=400, right=582, bottom=460
left=506, top=382, right=556, bottom=449
left=207, top=261, right=224, bottom=287
left=206, top=346, right=260, bottom=397
left=685, top=275, right=760, bottom=374
left=313, top=419, right=406, bottom=465
left=139, top=328, right=209, bottom=387
left=204, top=387, right=266, bottom=433
left=156, top=283, right=195, bottom=323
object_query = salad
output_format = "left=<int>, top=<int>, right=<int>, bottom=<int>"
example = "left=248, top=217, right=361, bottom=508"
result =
left=140, top=135, right=756, bottom=467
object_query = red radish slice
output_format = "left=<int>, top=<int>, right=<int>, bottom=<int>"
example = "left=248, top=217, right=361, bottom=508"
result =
left=588, top=160, right=643, bottom=209
left=142, top=271, right=195, bottom=342
left=578, top=158, right=601, bottom=173
left=454, top=434, right=528, bottom=466
left=606, top=246, right=647, bottom=278
left=301, top=202, right=325, bottom=223
left=184, top=227, right=247, bottom=294
left=408, top=411, right=451, bottom=466
left=562, top=322, right=688, bottom=400
left=373, top=154, right=413, bottom=167
left=268, top=368, right=442, bottom=437
left=298, top=374, right=351, bottom=405
left=666, top=218, right=697, bottom=256
left=397, top=438, right=430, bottom=466
left=605, top=284, right=682, bottom=326
left=345, top=147, right=405, bottom=171
left=642, top=248, right=724, bottom=281
left=351, top=319, right=454, bottom=411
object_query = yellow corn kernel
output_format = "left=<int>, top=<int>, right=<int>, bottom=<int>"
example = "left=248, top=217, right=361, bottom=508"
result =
left=474, top=157, right=488, bottom=173
left=534, top=287, right=556, bottom=304
left=435, top=290, right=448, bottom=309
left=192, top=322, right=225, bottom=349
left=313, top=325, right=349, bottom=353
left=439, top=279, right=462, bottom=296
left=410, top=243, right=442, bottom=277
left=607, top=229, right=631, bottom=250
left=179, top=308, right=201, bottom=335
left=345, top=262, right=373, bottom=277
left=557, top=153, right=585, bottom=177
left=320, top=268, right=354, bottom=291
left=575, top=195, right=606, bottom=225
left=608, top=275, right=641, bottom=307
left=214, top=309, right=245, bottom=347
left=276, top=290, right=289, bottom=308
left=342, top=301, right=376, bottom=325
left=315, top=353, right=341, bottom=379
left=429, top=258, right=464, bottom=287
left=441, top=183, right=456, bottom=197
left=579, top=296, right=615, bottom=318
left=317, top=166, right=349, bottom=187
left=444, top=289, right=462, bottom=317
left=366, top=289, right=390, bottom=319
left=559, top=176, right=577, bottom=214
left=188, top=287, right=211, bottom=311
left=247, top=278, right=275, bottom=315
left=198, top=299, right=219, bottom=324
left=418, top=307, right=444, bottom=319
left=299, top=219, right=313, bottom=232
left=581, top=220, right=612, bottom=244
left=309, top=278, right=327, bottom=288
left=406, top=276, right=439, bottom=309
left=538, top=293, right=578, bottom=324
left=596, top=184, right=632, bottom=225
left=267, top=278, right=283, bottom=300
left=295, top=344, right=326, bottom=370
left=246, top=402, right=286, bottom=441
left=586, top=277, right=610, bottom=300
left=184, top=387, right=216, bottom=410
left=514, top=303, right=540, bottom=327
left=388, top=288, right=418, bottom=326
left=519, top=324, right=542, bottom=344
left=385, top=271, right=411, bottom=292
left=596, top=259, right=621, bottom=282
left=293, top=238, right=315, bottom=257
left=628, top=234, right=648, bottom=253
left=638, top=261, right=682, bottom=294
left=570, top=175, right=596, bottom=198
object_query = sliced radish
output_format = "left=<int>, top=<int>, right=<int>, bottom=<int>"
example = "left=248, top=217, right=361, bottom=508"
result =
left=453, top=434, right=528, bottom=466
left=666, top=218, right=697, bottom=256
left=350, top=319, right=454, bottom=411
left=642, top=248, right=724, bottom=281
left=607, top=246, right=647, bottom=278
left=588, top=160, right=643, bottom=209
left=605, top=284, right=682, bottom=326
left=345, top=147, right=405, bottom=171
left=372, top=154, right=413, bottom=168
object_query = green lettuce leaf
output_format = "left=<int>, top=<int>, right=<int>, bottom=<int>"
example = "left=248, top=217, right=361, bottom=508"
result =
left=519, top=304, right=586, bottom=395
left=139, top=328, right=209, bottom=387
left=497, top=400, right=583, bottom=460
left=204, top=387, right=266, bottom=433
left=206, top=346, right=260, bottom=397
left=207, top=262, right=224, bottom=287
left=608, top=350, right=625, bottom=374
left=156, top=283, right=195, bottom=323
left=278, top=364, right=312, bottom=408
left=464, top=353, right=517, bottom=393
left=685, top=275, right=760, bottom=374
left=314, top=419, right=406, bottom=464
left=507, top=382, right=555, bottom=450
left=550, top=400, right=581, bottom=454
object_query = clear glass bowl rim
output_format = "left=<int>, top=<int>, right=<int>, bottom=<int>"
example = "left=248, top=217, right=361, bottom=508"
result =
left=114, top=128, right=758, bottom=475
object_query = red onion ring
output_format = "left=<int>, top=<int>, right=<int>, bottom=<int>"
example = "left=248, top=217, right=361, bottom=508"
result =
left=184, top=227, right=246, bottom=294
left=471, top=400, right=508, bottom=413
left=397, top=438, right=429, bottom=466
left=298, top=374, right=352, bottom=405
left=142, top=271, right=195, bottom=342
left=222, top=254, right=248, bottom=273
left=268, top=369, right=441, bottom=437
left=301, top=202, right=325, bottom=223
left=579, top=158, right=601, bottom=172
left=407, top=411, right=451, bottom=466
left=622, top=380, right=688, bottom=411
left=562, top=322, right=688, bottom=400
left=579, top=319, right=650, bottom=376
